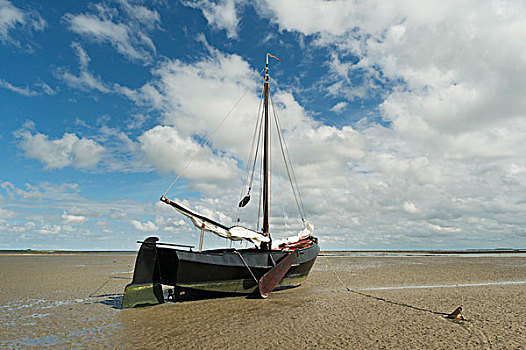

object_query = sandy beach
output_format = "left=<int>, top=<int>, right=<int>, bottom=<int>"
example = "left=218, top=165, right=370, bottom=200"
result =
left=1, top=252, right=525, bottom=349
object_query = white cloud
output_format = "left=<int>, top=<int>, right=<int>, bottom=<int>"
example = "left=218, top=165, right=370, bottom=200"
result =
left=0, top=0, right=46, bottom=47
left=123, top=49, right=389, bottom=244
left=138, top=43, right=259, bottom=148
left=0, top=207, right=15, bottom=220
left=183, top=0, right=241, bottom=39
left=402, top=202, right=420, bottom=214
left=239, top=0, right=526, bottom=248
left=63, top=1, right=160, bottom=63
left=0, top=78, right=34, bottom=96
left=257, top=0, right=358, bottom=36
left=139, top=125, right=238, bottom=184
left=330, top=101, right=347, bottom=113
left=130, top=219, right=158, bottom=232
left=0, top=0, right=23, bottom=41
left=1, top=181, right=81, bottom=201
left=117, top=0, right=160, bottom=30
left=0, top=78, right=56, bottom=96
left=96, top=125, right=149, bottom=173
left=15, top=123, right=105, bottom=170
left=36, top=224, right=61, bottom=235
left=6, top=1, right=525, bottom=249
left=0, top=179, right=179, bottom=249
left=155, top=215, right=187, bottom=232
left=259, top=0, right=526, bottom=135
left=56, top=42, right=111, bottom=93
left=131, top=47, right=369, bottom=202
left=61, top=211, right=88, bottom=224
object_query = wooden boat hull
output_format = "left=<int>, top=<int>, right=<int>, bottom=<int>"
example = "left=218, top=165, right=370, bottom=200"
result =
left=122, top=236, right=319, bottom=307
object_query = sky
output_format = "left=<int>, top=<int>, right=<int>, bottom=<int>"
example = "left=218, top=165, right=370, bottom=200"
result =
left=1, top=0, right=525, bottom=251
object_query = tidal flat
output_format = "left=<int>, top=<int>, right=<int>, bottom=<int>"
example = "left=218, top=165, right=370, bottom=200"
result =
left=1, top=252, right=525, bottom=349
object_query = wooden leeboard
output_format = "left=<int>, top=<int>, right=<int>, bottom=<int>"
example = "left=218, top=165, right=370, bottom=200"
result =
left=258, top=250, right=299, bottom=298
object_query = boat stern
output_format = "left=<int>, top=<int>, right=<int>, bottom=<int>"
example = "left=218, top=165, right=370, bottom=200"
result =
left=122, top=237, right=165, bottom=308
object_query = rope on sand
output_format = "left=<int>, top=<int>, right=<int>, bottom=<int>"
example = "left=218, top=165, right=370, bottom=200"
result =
left=323, top=256, right=459, bottom=318
left=89, top=276, right=113, bottom=298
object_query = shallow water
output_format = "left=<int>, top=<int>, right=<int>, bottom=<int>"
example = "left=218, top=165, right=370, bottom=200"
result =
left=361, top=280, right=526, bottom=291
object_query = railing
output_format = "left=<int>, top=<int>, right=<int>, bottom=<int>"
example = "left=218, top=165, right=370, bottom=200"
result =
left=137, top=241, right=195, bottom=251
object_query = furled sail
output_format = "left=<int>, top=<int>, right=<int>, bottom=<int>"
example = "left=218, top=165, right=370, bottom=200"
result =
left=271, top=222, right=314, bottom=249
left=161, top=197, right=270, bottom=247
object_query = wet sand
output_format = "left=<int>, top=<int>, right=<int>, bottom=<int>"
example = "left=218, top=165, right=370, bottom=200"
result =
left=1, top=252, right=525, bottom=349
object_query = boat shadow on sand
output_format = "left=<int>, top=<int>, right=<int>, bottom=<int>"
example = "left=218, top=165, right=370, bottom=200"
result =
left=91, top=289, right=241, bottom=310
left=93, top=286, right=288, bottom=310
left=92, top=293, right=124, bottom=309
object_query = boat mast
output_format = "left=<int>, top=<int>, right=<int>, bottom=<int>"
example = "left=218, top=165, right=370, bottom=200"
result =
left=261, top=54, right=271, bottom=250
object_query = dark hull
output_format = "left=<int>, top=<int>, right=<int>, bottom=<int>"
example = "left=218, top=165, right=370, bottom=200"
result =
left=122, top=237, right=319, bottom=307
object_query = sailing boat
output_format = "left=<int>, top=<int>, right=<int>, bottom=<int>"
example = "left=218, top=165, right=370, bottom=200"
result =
left=122, top=54, right=320, bottom=308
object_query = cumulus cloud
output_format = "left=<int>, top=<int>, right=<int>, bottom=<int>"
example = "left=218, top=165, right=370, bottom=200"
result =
left=235, top=0, right=526, bottom=248
left=0, top=207, right=15, bottom=220
left=7, top=2, right=526, bottom=249
left=137, top=43, right=259, bottom=146
left=139, top=125, right=238, bottom=183
left=36, top=224, right=61, bottom=235
left=122, top=48, right=383, bottom=242
left=15, top=122, right=105, bottom=170
left=259, top=0, right=526, bottom=137
left=61, top=211, right=88, bottom=224
left=130, top=46, right=370, bottom=207
left=130, top=219, right=158, bottom=232
left=63, top=0, right=160, bottom=63
left=0, top=179, right=168, bottom=248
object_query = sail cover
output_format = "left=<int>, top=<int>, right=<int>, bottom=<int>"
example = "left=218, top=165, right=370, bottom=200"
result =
left=161, top=197, right=270, bottom=247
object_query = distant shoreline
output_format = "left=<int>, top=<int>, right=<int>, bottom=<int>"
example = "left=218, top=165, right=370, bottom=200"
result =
left=0, top=250, right=136, bottom=255
left=1, top=248, right=524, bottom=255
left=322, top=249, right=526, bottom=254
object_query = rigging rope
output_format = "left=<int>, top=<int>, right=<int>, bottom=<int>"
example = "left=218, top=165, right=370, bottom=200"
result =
left=277, top=153, right=287, bottom=231
left=237, top=85, right=264, bottom=222
left=162, top=68, right=266, bottom=199
left=161, top=89, right=249, bottom=198
left=269, top=90, right=307, bottom=222
left=256, top=138, right=264, bottom=232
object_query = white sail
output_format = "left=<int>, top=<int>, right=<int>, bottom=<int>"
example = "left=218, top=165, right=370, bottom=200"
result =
left=163, top=198, right=270, bottom=247
left=229, top=226, right=270, bottom=247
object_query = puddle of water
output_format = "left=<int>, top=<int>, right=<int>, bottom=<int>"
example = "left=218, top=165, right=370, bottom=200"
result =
left=361, top=280, right=526, bottom=291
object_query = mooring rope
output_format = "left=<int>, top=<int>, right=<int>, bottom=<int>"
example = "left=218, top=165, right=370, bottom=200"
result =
left=89, top=276, right=113, bottom=298
left=323, top=256, right=451, bottom=317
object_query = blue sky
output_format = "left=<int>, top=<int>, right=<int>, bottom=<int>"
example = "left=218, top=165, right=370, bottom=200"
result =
left=1, top=0, right=525, bottom=251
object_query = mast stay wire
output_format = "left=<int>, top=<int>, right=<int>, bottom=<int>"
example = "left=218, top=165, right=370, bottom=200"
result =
left=256, top=133, right=264, bottom=232
left=161, top=69, right=266, bottom=199
left=236, top=84, right=265, bottom=222
left=269, top=90, right=308, bottom=222
left=277, top=146, right=289, bottom=234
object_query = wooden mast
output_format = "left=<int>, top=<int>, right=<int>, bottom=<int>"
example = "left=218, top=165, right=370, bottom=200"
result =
left=261, top=55, right=271, bottom=250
